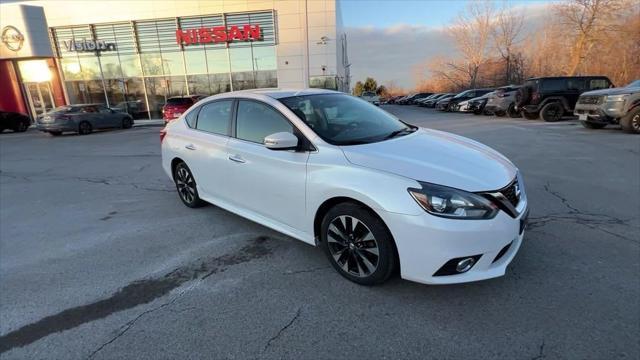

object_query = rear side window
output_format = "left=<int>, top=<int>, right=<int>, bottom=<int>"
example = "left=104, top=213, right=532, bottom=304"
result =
left=185, top=107, right=199, bottom=128
left=196, top=100, right=233, bottom=135
left=236, top=100, right=293, bottom=144
left=541, top=79, right=565, bottom=91
left=167, top=98, right=192, bottom=105
left=567, top=79, right=585, bottom=91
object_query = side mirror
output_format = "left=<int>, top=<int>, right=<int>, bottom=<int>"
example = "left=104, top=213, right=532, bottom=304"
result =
left=264, top=132, right=299, bottom=150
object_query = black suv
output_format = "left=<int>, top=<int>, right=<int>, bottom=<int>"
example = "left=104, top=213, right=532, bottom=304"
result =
left=515, top=76, right=613, bottom=121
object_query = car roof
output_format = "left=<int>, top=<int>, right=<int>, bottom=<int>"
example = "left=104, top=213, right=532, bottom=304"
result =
left=69, top=103, right=104, bottom=107
left=526, top=76, right=610, bottom=81
left=232, top=88, right=341, bottom=99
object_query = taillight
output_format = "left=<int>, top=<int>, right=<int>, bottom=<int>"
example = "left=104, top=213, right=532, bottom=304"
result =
left=160, top=128, right=167, bottom=143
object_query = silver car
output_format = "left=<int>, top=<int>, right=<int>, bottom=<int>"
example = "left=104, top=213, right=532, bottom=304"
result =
left=484, top=85, right=522, bottom=117
left=36, top=104, right=134, bottom=136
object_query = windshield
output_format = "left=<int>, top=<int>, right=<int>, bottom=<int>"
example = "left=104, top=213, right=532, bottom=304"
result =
left=279, top=94, right=415, bottom=145
left=626, top=80, right=640, bottom=88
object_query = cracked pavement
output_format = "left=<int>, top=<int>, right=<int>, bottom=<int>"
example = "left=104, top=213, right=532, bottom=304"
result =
left=1, top=109, right=638, bottom=359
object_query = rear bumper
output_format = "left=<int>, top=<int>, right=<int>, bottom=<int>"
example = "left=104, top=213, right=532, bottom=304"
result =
left=36, top=122, right=76, bottom=132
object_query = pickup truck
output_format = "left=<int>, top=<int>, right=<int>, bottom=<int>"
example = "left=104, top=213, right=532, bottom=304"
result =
left=360, top=91, right=380, bottom=106
left=574, top=79, right=640, bottom=134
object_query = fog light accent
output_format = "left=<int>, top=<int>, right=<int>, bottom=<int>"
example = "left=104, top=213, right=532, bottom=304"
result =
left=456, top=258, right=476, bottom=273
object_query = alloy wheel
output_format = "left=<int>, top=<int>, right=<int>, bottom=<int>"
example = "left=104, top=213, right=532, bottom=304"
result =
left=326, top=215, right=379, bottom=278
left=632, top=114, right=640, bottom=131
left=175, top=166, right=196, bottom=204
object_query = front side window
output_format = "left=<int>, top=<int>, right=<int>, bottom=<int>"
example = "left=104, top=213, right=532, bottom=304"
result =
left=196, top=100, right=233, bottom=135
left=279, top=94, right=412, bottom=145
left=236, top=100, right=293, bottom=144
left=589, top=79, right=610, bottom=90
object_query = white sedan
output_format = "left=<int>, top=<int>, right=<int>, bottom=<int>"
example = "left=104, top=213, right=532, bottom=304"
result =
left=161, top=89, right=528, bottom=285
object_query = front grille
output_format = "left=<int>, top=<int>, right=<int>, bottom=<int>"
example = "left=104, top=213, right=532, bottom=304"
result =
left=500, top=179, right=520, bottom=207
left=579, top=95, right=603, bottom=105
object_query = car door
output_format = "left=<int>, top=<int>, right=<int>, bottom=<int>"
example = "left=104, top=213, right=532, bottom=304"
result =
left=97, top=105, right=119, bottom=127
left=225, top=99, right=309, bottom=230
left=180, top=100, right=235, bottom=201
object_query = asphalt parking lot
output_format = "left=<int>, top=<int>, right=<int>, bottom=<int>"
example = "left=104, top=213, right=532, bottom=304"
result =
left=1, top=106, right=638, bottom=359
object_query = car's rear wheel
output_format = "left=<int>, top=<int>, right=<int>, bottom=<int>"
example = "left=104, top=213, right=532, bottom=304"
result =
left=122, top=117, right=133, bottom=129
left=320, top=203, right=396, bottom=285
left=581, top=121, right=606, bottom=129
left=173, top=162, right=206, bottom=208
left=78, top=121, right=92, bottom=135
left=522, top=111, right=539, bottom=120
left=494, top=110, right=506, bottom=117
left=540, top=102, right=564, bottom=122
left=620, top=108, right=640, bottom=134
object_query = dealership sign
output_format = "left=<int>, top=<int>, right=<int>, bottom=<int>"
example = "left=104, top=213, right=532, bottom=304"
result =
left=176, top=24, right=262, bottom=45
left=1, top=26, right=25, bottom=52
left=63, top=39, right=116, bottom=52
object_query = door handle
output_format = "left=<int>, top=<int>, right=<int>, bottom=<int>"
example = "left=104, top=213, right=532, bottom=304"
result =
left=185, top=144, right=196, bottom=150
left=228, top=155, right=246, bottom=163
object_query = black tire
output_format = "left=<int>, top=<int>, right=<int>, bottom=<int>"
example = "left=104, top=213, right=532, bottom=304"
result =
left=540, top=102, right=564, bottom=122
left=320, top=203, right=396, bottom=285
left=473, top=109, right=483, bottom=115
left=122, top=117, right=133, bottom=129
left=49, top=131, right=63, bottom=136
left=173, top=162, right=206, bottom=208
left=507, top=103, right=521, bottom=118
left=522, top=110, right=539, bottom=120
left=494, top=110, right=506, bottom=117
left=620, top=108, right=640, bottom=134
left=581, top=121, right=606, bottom=129
left=78, top=121, right=92, bottom=135
left=14, top=120, right=29, bottom=132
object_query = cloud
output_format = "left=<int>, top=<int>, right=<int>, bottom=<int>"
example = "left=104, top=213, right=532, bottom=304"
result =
left=346, top=25, right=455, bottom=89
left=345, top=2, right=551, bottom=89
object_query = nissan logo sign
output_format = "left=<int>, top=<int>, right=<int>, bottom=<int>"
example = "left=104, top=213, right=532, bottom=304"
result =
left=1, top=26, right=25, bottom=52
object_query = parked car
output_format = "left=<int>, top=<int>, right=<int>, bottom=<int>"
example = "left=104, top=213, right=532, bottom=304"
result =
left=385, top=95, right=404, bottom=104
left=416, top=93, right=441, bottom=106
left=35, top=104, right=134, bottom=136
left=407, top=92, right=434, bottom=105
left=468, top=92, right=495, bottom=115
left=424, top=93, right=453, bottom=108
left=163, top=95, right=205, bottom=123
left=484, top=85, right=522, bottom=117
left=162, top=89, right=528, bottom=285
left=574, top=79, right=640, bottom=133
left=447, top=89, right=495, bottom=112
left=435, top=94, right=457, bottom=111
left=515, top=76, right=613, bottom=121
left=0, top=111, right=31, bottom=133
left=360, top=91, right=380, bottom=106
left=453, top=99, right=472, bottom=112
left=396, top=94, right=416, bottom=105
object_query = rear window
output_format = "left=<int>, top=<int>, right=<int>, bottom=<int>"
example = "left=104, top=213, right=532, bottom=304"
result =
left=166, top=98, right=193, bottom=105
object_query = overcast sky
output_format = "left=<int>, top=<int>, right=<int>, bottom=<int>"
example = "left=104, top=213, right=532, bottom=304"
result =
left=340, top=0, right=554, bottom=89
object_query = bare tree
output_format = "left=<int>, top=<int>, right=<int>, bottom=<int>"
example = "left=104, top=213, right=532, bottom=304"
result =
left=556, top=0, right=623, bottom=75
left=492, top=4, right=524, bottom=84
left=447, top=1, right=495, bottom=88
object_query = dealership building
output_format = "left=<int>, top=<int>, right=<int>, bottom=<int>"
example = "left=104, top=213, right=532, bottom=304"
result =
left=0, top=0, right=349, bottom=120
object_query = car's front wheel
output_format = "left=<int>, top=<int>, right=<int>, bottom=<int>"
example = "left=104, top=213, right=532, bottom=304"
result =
left=621, top=108, right=640, bottom=134
left=320, top=203, right=396, bottom=285
left=122, top=117, right=133, bottom=129
left=78, top=121, right=92, bottom=135
left=173, top=162, right=206, bottom=208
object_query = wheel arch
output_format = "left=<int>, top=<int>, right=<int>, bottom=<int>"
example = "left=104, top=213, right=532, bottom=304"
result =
left=540, top=97, right=570, bottom=111
left=170, top=157, right=185, bottom=178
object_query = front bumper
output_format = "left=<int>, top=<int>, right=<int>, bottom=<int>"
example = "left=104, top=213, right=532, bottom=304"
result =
left=574, top=102, right=625, bottom=123
left=380, top=200, right=528, bottom=285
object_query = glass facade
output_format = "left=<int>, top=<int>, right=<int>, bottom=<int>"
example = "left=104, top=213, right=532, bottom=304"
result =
left=51, top=11, right=277, bottom=119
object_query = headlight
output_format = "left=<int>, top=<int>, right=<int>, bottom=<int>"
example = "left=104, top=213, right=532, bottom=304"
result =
left=408, top=182, right=499, bottom=219
left=606, top=94, right=629, bottom=102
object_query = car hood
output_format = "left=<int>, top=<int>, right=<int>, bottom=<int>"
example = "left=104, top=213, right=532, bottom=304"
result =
left=340, top=129, right=516, bottom=192
left=581, top=87, right=638, bottom=96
